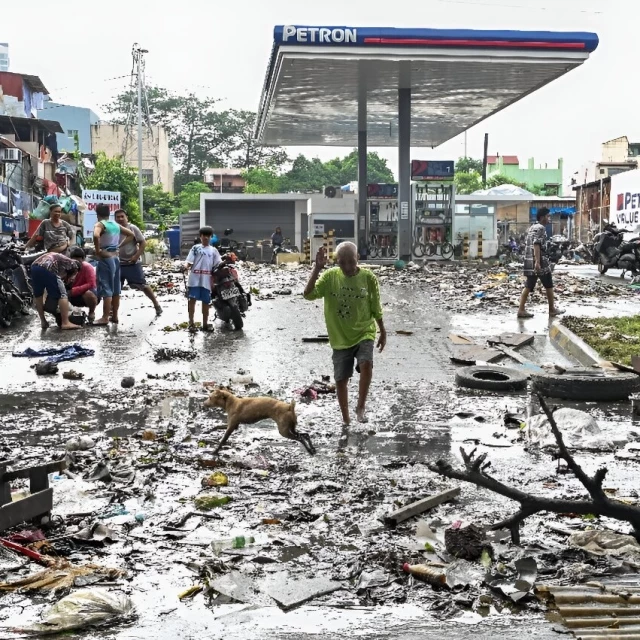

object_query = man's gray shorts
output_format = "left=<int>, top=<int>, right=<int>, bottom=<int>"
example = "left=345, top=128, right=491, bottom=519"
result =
left=332, top=340, right=374, bottom=382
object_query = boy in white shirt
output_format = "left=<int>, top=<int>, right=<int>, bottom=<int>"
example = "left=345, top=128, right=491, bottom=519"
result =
left=186, top=227, right=221, bottom=332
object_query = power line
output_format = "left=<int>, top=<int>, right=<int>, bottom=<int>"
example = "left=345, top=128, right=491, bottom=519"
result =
left=48, top=74, right=131, bottom=92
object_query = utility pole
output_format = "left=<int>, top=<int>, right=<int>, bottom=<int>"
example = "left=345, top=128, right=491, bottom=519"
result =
left=133, top=44, right=148, bottom=220
left=464, top=130, right=467, bottom=158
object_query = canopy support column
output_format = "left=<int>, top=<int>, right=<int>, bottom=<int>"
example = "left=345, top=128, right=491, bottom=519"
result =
left=357, top=84, right=367, bottom=258
left=398, top=88, right=412, bottom=260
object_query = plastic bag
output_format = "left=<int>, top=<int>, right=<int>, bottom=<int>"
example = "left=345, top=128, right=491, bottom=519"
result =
left=32, top=201, right=51, bottom=221
left=28, top=589, right=134, bottom=634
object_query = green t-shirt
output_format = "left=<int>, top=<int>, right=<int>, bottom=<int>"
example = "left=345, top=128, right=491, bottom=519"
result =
left=304, top=267, right=383, bottom=350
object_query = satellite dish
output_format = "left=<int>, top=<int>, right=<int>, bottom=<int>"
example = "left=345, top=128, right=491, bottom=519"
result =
left=324, top=186, right=337, bottom=199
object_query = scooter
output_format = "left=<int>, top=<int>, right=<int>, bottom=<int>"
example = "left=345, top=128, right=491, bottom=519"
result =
left=594, top=224, right=640, bottom=280
left=0, top=241, right=37, bottom=327
left=211, top=254, right=251, bottom=331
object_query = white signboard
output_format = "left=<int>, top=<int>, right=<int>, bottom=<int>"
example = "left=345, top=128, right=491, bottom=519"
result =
left=81, top=190, right=121, bottom=239
left=313, top=223, right=325, bottom=236
left=610, top=169, right=640, bottom=235
left=400, top=201, right=409, bottom=220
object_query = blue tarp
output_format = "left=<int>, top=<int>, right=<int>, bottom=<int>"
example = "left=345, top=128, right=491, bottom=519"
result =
left=530, top=206, right=576, bottom=217
left=13, top=344, right=95, bottom=364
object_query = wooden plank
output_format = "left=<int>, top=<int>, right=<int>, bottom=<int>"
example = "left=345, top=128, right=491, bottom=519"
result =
left=384, top=487, right=461, bottom=528
left=448, top=333, right=475, bottom=345
left=496, top=345, right=531, bottom=365
left=1, top=459, right=66, bottom=483
left=488, top=333, right=535, bottom=349
left=0, top=488, right=53, bottom=532
left=451, top=346, right=503, bottom=365
left=29, top=468, right=49, bottom=494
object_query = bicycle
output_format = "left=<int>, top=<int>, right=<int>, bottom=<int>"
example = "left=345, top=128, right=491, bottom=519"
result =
left=425, top=241, right=454, bottom=260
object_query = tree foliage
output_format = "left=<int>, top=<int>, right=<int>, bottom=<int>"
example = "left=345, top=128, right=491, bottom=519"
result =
left=454, top=171, right=483, bottom=195
left=84, top=153, right=143, bottom=227
left=142, top=185, right=176, bottom=229
left=243, top=151, right=396, bottom=194
left=456, top=157, right=484, bottom=175
left=175, top=182, right=212, bottom=214
left=104, top=88, right=289, bottom=190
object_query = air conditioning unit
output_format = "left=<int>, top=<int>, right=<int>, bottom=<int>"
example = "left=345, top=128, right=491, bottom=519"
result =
left=0, top=148, right=22, bottom=164
left=324, top=186, right=343, bottom=199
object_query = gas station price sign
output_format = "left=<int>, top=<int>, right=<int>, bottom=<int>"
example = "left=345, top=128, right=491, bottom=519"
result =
left=411, top=161, right=455, bottom=182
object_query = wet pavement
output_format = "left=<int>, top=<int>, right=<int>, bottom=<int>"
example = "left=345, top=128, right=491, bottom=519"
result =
left=0, top=261, right=639, bottom=639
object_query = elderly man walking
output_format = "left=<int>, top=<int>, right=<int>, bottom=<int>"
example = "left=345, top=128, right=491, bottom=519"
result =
left=304, top=241, right=386, bottom=425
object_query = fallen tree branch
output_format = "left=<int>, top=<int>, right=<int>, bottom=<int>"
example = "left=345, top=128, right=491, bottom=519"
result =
left=428, top=396, right=640, bottom=543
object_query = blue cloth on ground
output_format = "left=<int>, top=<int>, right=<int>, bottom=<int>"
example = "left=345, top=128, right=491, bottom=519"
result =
left=13, top=344, right=95, bottom=364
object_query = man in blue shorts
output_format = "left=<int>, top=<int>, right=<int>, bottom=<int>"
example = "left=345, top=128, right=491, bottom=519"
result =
left=186, top=227, right=221, bottom=332
left=115, top=209, right=162, bottom=316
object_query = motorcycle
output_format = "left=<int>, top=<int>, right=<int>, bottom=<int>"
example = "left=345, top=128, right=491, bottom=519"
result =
left=547, top=235, right=572, bottom=264
left=0, top=241, right=37, bottom=327
left=594, top=224, right=640, bottom=280
left=211, top=253, right=251, bottom=330
left=216, top=229, right=247, bottom=261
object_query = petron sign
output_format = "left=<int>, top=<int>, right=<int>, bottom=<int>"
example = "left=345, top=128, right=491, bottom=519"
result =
left=273, top=26, right=599, bottom=51
left=611, top=169, right=640, bottom=234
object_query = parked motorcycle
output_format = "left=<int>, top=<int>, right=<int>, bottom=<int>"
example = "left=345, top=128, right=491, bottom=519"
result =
left=0, top=241, right=36, bottom=327
left=211, top=254, right=251, bottom=330
left=216, top=229, right=247, bottom=261
left=594, top=224, right=640, bottom=279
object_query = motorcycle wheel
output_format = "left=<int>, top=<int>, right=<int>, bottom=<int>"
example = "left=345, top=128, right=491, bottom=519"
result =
left=597, top=258, right=608, bottom=275
left=229, top=301, right=243, bottom=331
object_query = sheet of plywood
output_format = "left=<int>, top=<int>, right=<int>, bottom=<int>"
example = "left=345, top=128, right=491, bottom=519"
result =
left=488, top=333, right=535, bottom=349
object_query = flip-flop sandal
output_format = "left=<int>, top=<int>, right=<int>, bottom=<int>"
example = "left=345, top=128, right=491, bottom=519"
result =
left=201, top=324, right=214, bottom=333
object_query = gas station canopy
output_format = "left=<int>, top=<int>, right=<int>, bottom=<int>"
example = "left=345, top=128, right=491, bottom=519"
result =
left=256, top=26, right=599, bottom=147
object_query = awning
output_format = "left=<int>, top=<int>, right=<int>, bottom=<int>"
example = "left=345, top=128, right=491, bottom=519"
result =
left=256, top=26, right=598, bottom=147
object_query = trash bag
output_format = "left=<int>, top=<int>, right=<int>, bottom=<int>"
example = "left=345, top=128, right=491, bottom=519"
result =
left=569, top=530, right=640, bottom=558
left=24, top=589, right=135, bottom=634
left=32, top=200, right=51, bottom=221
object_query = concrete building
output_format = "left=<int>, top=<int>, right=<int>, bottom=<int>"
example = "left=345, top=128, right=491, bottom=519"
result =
left=204, top=168, right=246, bottom=193
left=0, top=44, right=9, bottom=72
left=569, top=137, right=640, bottom=192
left=487, top=155, right=563, bottom=195
left=0, top=72, right=48, bottom=119
left=37, top=101, right=99, bottom=154
left=90, top=123, right=174, bottom=193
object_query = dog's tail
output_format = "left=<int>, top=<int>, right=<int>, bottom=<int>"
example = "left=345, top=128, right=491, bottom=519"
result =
left=289, top=399, right=296, bottom=413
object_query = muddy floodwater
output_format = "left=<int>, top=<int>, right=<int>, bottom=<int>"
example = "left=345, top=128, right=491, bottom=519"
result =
left=0, top=262, right=639, bottom=639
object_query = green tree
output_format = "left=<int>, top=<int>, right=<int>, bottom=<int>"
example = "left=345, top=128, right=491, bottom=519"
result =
left=456, top=157, right=483, bottom=174
left=84, top=152, right=143, bottom=227
left=455, top=170, right=483, bottom=194
left=487, top=174, right=531, bottom=191
left=243, top=167, right=282, bottom=194
left=142, top=185, right=176, bottom=229
left=175, top=181, right=212, bottom=214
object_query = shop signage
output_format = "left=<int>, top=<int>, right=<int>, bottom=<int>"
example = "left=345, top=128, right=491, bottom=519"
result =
left=82, top=190, right=121, bottom=238
left=313, top=223, right=325, bottom=236
left=280, top=26, right=357, bottom=44
left=400, top=202, right=409, bottom=220
left=611, top=170, right=640, bottom=234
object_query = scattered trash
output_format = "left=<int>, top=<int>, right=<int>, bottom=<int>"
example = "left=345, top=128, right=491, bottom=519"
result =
left=121, top=376, right=135, bottom=389
left=403, top=563, right=446, bottom=586
left=569, top=530, right=640, bottom=558
left=13, top=344, right=95, bottom=364
left=202, top=472, right=229, bottom=487
left=72, top=523, right=118, bottom=546
left=445, top=559, right=486, bottom=588
left=63, top=370, right=84, bottom=381
left=444, top=522, right=491, bottom=561
left=194, top=495, right=232, bottom=511
left=211, top=571, right=273, bottom=606
left=274, top=288, right=292, bottom=295
left=211, top=536, right=256, bottom=554
left=396, top=330, right=414, bottom=336
left=19, top=589, right=135, bottom=634
left=385, top=487, right=461, bottom=527
left=65, top=435, right=95, bottom=452
left=259, top=572, right=342, bottom=610
left=35, top=361, right=58, bottom=376
left=178, top=585, right=203, bottom=600
left=527, top=408, right=614, bottom=451
left=486, top=557, right=537, bottom=602
left=153, top=348, right=197, bottom=362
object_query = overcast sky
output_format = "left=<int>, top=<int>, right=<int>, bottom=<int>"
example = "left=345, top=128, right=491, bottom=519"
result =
left=2, top=0, right=632, bottom=184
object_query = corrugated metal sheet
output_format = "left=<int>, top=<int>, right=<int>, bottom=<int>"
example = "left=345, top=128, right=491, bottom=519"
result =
left=179, top=211, right=200, bottom=257
left=538, top=583, right=640, bottom=639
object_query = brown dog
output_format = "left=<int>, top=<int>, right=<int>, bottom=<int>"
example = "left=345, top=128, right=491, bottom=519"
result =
left=204, top=388, right=315, bottom=454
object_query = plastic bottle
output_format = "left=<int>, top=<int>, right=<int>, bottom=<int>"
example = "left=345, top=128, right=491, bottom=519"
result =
left=402, top=563, right=446, bottom=586
left=211, top=536, right=256, bottom=555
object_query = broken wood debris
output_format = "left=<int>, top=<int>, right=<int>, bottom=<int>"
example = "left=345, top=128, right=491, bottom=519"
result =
left=384, top=487, right=461, bottom=528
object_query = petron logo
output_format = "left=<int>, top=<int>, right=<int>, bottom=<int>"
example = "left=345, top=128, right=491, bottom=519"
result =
left=616, top=191, right=640, bottom=226
left=281, top=26, right=357, bottom=44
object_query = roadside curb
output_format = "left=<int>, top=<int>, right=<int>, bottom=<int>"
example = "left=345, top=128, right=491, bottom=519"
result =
left=549, top=322, right=607, bottom=367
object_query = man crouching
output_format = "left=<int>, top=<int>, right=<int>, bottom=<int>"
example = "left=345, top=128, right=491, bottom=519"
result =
left=304, top=242, right=386, bottom=425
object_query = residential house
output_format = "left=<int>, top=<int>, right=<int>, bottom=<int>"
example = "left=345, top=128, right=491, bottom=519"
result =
left=0, top=72, right=47, bottom=119
left=204, top=168, right=246, bottom=193
left=37, top=100, right=99, bottom=154
left=572, top=178, right=611, bottom=242
left=90, top=123, right=174, bottom=193
left=569, top=136, right=640, bottom=191
left=487, top=155, right=563, bottom=195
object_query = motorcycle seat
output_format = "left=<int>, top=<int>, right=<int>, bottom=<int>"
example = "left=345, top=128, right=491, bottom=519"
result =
left=21, top=252, right=46, bottom=266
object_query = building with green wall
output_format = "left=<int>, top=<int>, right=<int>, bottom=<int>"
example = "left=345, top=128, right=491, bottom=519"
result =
left=487, top=155, right=563, bottom=195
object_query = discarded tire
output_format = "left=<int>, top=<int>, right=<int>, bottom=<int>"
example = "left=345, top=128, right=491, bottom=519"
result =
left=531, top=371, right=640, bottom=402
left=455, top=365, right=528, bottom=392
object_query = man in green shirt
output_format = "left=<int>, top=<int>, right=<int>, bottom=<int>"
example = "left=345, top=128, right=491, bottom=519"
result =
left=304, top=242, right=386, bottom=425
